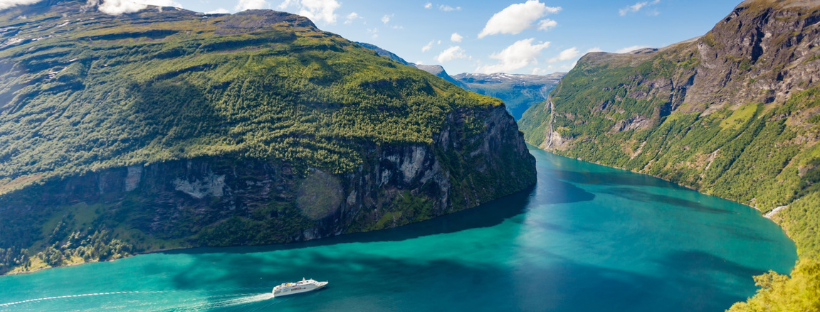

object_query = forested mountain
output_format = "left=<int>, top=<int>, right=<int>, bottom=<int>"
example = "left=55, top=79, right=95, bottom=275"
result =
left=0, top=0, right=536, bottom=274
left=519, top=0, right=820, bottom=309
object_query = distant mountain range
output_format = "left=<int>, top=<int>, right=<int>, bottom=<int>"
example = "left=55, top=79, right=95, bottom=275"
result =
left=355, top=42, right=565, bottom=120
left=452, top=72, right=565, bottom=120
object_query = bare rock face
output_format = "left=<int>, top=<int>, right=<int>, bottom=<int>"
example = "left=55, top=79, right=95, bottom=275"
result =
left=686, top=0, right=820, bottom=109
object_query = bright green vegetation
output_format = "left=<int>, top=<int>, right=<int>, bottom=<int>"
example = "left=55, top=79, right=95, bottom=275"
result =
left=0, top=2, right=536, bottom=275
left=728, top=259, right=820, bottom=312
left=0, top=2, right=499, bottom=194
left=778, top=185, right=820, bottom=258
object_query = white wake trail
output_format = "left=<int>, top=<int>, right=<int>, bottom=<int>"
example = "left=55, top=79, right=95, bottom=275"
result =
left=0, top=291, right=165, bottom=307
left=164, top=293, right=276, bottom=311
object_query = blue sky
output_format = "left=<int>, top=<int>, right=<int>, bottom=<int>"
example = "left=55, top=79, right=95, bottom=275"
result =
left=59, top=0, right=747, bottom=74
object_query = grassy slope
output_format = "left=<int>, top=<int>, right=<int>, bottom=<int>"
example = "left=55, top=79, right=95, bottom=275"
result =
left=0, top=3, right=500, bottom=193
left=0, top=2, right=524, bottom=274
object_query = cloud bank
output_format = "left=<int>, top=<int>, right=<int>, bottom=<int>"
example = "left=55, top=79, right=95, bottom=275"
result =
left=0, top=0, right=44, bottom=11
left=478, top=0, right=561, bottom=38
left=547, top=47, right=579, bottom=63
left=279, top=0, right=340, bottom=24
left=476, top=38, right=550, bottom=73
left=88, top=0, right=181, bottom=15
left=0, top=0, right=181, bottom=14
left=435, top=46, right=468, bottom=63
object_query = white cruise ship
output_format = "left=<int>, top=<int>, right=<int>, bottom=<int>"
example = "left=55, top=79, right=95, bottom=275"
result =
left=272, top=278, right=328, bottom=297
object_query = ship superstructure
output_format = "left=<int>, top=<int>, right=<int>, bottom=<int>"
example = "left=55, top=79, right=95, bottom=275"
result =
left=272, top=278, right=328, bottom=297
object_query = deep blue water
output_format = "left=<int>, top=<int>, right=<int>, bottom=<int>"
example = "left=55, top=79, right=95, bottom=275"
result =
left=0, top=147, right=797, bottom=311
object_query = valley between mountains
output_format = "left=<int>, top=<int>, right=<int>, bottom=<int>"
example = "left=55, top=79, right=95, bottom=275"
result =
left=0, top=0, right=818, bottom=311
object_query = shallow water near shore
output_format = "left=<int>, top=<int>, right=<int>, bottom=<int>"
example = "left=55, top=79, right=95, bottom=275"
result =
left=0, top=147, right=797, bottom=312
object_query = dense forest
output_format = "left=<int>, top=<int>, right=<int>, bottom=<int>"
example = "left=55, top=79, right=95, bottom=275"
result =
left=519, top=0, right=820, bottom=310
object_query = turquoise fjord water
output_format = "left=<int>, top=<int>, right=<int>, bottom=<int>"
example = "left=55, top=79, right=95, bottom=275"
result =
left=0, top=147, right=797, bottom=312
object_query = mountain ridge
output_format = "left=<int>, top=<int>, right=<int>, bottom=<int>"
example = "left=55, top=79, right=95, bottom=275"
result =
left=0, top=1, right=536, bottom=274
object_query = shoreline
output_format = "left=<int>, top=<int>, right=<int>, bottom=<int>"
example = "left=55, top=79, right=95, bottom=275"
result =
left=3, top=246, right=192, bottom=277
left=3, top=150, right=796, bottom=278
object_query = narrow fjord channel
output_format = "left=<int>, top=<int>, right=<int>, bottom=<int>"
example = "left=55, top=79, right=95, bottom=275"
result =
left=0, top=146, right=797, bottom=312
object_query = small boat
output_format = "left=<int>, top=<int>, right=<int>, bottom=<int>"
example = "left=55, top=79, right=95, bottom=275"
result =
left=272, top=278, right=328, bottom=297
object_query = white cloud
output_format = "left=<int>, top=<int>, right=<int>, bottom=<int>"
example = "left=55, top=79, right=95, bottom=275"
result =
left=537, top=19, right=557, bottom=31
left=619, top=0, right=660, bottom=16
left=367, top=28, right=378, bottom=39
left=616, top=45, right=650, bottom=53
left=586, top=47, right=603, bottom=53
left=93, top=0, right=181, bottom=15
left=450, top=33, right=463, bottom=42
left=205, top=8, right=229, bottom=14
left=478, top=0, right=561, bottom=38
left=435, top=46, right=468, bottom=63
left=439, top=4, right=460, bottom=11
left=344, top=12, right=361, bottom=24
left=437, top=40, right=441, bottom=44
left=381, top=14, right=391, bottom=24
left=0, top=0, right=44, bottom=10
left=548, top=47, right=580, bottom=63
left=235, top=0, right=267, bottom=11
left=424, top=2, right=432, bottom=9
left=279, top=0, right=341, bottom=24
left=300, top=0, right=341, bottom=23
left=476, top=38, right=550, bottom=74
